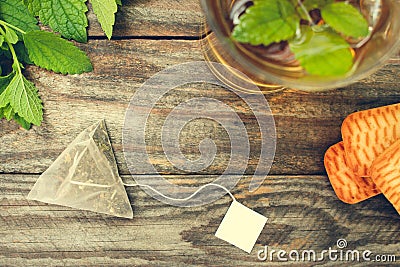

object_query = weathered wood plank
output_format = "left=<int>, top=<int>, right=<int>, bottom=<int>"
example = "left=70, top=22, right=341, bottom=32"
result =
left=0, top=174, right=398, bottom=266
left=87, top=0, right=203, bottom=38
left=0, top=39, right=399, bottom=175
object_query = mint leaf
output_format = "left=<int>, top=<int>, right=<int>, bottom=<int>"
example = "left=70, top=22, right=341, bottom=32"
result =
left=0, top=35, right=4, bottom=47
left=289, top=27, right=353, bottom=76
left=116, top=0, right=122, bottom=6
left=4, top=26, right=18, bottom=44
left=232, top=0, right=300, bottom=46
left=0, top=0, right=39, bottom=33
left=23, top=0, right=41, bottom=16
left=0, top=72, right=43, bottom=125
left=321, top=2, right=369, bottom=38
left=0, top=104, right=32, bottom=129
left=0, top=40, right=8, bottom=50
left=0, top=72, right=13, bottom=94
left=0, top=102, right=32, bottom=129
left=33, top=0, right=88, bottom=42
left=302, top=0, right=333, bottom=10
left=14, top=112, right=31, bottom=129
left=90, top=0, right=118, bottom=39
left=23, top=30, right=93, bottom=74
left=3, top=103, right=13, bottom=120
left=14, top=42, right=33, bottom=64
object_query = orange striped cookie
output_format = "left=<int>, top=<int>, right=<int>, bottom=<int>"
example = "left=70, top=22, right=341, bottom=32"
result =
left=324, top=142, right=380, bottom=204
left=342, top=103, right=400, bottom=178
left=370, top=139, right=400, bottom=215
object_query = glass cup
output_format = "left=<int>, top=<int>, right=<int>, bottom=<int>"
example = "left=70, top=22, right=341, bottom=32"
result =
left=200, top=0, right=400, bottom=92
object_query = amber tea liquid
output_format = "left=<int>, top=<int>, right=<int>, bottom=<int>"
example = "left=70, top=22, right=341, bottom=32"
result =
left=201, top=0, right=399, bottom=92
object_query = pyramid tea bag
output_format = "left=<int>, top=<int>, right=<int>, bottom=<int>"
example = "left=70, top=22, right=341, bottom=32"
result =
left=27, top=120, right=133, bottom=219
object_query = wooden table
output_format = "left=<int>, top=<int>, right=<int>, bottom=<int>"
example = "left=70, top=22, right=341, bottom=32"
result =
left=1, top=1, right=399, bottom=266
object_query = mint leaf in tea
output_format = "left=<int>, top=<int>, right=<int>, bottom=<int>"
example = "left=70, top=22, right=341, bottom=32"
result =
left=232, top=0, right=300, bottom=46
left=231, top=0, right=371, bottom=76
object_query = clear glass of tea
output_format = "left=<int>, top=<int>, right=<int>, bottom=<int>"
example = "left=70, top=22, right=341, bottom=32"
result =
left=200, top=0, right=400, bottom=92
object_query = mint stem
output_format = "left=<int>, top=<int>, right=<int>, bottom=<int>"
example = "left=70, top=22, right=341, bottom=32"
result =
left=0, top=20, right=27, bottom=35
left=0, top=26, right=22, bottom=75
left=297, top=0, right=315, bottom=26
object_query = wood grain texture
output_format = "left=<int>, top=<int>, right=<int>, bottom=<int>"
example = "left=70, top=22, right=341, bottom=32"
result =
left=87, top=0, right=203, bottom=38
left=0, top=40, right=399, bottom=176
left=1, top=1, right=400, bottom=265
left=0, top=174, right=398, bottom=266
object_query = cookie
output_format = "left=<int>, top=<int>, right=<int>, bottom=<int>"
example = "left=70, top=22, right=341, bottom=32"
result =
left=370, top=139, right=400, bottom=215
left=342, top=103, right=400, bottom=177
left=324, top=142, right=380, bottom=204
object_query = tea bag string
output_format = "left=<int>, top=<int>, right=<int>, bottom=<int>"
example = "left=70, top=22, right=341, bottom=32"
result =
left=69, top=180, right=236, bottom=202
left=122, top=182, right=237, bottom=203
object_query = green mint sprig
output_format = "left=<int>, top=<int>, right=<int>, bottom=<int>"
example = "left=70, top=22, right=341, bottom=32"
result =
left=0, top=0, right=121, bottom=129
left=23, top=0, right=120, bottom=41
left=232, top=0, right=370, bottom=76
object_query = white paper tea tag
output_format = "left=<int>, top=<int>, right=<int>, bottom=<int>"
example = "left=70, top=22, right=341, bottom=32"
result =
left=215, top=201, right=267, bottom=253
